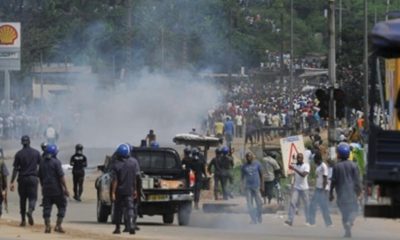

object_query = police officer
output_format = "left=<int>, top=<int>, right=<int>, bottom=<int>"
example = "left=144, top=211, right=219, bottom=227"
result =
left=111, top=144, right=140, bottom=235
left=207, top=147, right=223, bottom=200
left=70, top=144, right=87, bottom=202
left=181, top=147, right=192, bottom=188
left=188, top=148, right=206, bottom=210
left=10, top=135, right=41, bottom=226
left=123, top=144, right=141, bottom=232
left=219, top=146, right=234, bottom=200
left=38, top=144, right=69, bottom=233
left=330, top=143, right=361, bottom=238
left=40, top=142, right=47, bottom=158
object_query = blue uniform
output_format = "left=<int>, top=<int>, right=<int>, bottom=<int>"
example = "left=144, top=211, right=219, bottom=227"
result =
left=331, top=160, right=361, bottom=235
left=38, top=156, right=67, bottom=219
left=112, top=157, right=140, bottom=232
left=13, top=146, right=41, bottom=219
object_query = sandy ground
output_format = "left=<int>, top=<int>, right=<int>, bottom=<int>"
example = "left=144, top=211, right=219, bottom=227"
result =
left=1, top=136, right=400, bottom=240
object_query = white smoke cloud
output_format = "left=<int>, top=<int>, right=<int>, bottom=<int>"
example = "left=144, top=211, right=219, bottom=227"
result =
left=55, top=70, right=220, bottom=148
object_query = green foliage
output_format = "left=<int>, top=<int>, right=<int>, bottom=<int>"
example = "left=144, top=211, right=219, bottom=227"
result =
left=0, top=0, right=394, bottom=77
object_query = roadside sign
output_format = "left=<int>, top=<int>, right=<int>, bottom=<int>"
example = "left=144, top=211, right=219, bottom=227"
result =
left=0, top=22, right=21, bottom=70
left=280, top=135, right=305, bottom=176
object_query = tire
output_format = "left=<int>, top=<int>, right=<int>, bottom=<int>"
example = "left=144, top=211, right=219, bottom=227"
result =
left=178, top=203, right=192, bottom=226
left=162, top=214, right=174, bottom=224
left=97, top=198, right=110, bottom=223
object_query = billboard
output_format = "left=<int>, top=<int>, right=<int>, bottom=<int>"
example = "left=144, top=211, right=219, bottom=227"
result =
left=0, top=22, right=21, bottom=70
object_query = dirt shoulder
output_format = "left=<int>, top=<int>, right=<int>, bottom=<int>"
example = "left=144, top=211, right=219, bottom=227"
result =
left=0, top=218, right=146, bottom=240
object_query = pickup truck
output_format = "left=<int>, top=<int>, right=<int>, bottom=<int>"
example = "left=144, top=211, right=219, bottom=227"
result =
left=95, top=147, right=193, bottom=225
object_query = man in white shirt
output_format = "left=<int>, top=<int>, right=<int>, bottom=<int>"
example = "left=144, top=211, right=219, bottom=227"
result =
left=235, top=114, right=243, bottom=138
left=285, top=153, right=310, bottom=226
left=308, top=152, right=332, bottom=226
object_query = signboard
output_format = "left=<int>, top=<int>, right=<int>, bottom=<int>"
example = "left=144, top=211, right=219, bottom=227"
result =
left=280, top=135, right=305, bottom=177
left=0, top=22, right=21, bottom=70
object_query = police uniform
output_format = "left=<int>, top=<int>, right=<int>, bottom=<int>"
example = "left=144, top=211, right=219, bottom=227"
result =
left=12, top=144, right=41, bottom=225
left=187, top=154, right=206, bottom=209
left=112, top=156, right=140, bottom=234
left=218, top=155, right=234, bottom=200
left=38, top=156, right=67, bottom=224
left=70, top=153, right=87, bottom=201
left=208, top=155, right=223, bottom=200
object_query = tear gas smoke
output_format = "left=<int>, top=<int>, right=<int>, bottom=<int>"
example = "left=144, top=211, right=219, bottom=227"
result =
left=53, top=70, right=220, bottom=148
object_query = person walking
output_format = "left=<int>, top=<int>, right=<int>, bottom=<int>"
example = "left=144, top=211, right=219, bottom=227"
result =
left=38, top=144, right=70, bottom=233
left=0, top=157, right=9, bottom=218
left=284, top=153, right=310, bottom=226
left=329, top=143, right=361, bottom=238
left=223, top=117, right=235, bottom=149
left=308, top=152, right=332, bottom=227
left=208, top=148, right=225, bottom=200
left=10, top=135, right=41, bottom=226
left=111, top=144, right=140, bottom=235
left=70, top=144, right=87, bottom=201
left=260, top=152, right=281, bottom=204
left=241, top=152, right=263, bottom=224
left=188, top=148, right=206, bottom=209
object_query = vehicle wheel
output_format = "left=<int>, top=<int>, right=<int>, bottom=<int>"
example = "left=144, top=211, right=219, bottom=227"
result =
left=162, top=214, right=174, bottom=224
left=178, top=203, right=192, bottom=226
left=97, top=199, right=110, bottom=223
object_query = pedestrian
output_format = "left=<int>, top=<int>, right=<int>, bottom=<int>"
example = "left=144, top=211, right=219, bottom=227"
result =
left=329, top=143, right=361, bottom=238
left=260, top=152, right=281, bottom=204
left=70, top=144, right=87, bottom=202
left=38, top=144, right=69, bottom=233
left=44, top=124, right=58, bottom=144
left=111, top=144, right=140, bottom=235
left=235, top=113, right=243, bottom=138
left=0, top=157, right=9, bottom=217
left=10, top=135, right=41, bottom=226
left=284, top=153, right=311, bottom=226
left=214, top=119, right=224, bottom=140
left=308, top=152, right=332, bottom=227
left=241, top=152, right=263, bottom=224
left=223, top=117, right=234, bottom=149
left=145, top=129, right=156, bottom=146
left=188, top=148, right=206, bottom=209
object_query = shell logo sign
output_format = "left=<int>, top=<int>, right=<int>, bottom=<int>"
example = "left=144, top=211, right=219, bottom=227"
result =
left=0, top=25, right=18, bottom=45
left=0, top=23, right=21, bottom=48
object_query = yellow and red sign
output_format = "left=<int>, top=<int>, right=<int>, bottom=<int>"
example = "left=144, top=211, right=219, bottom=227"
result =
left=0, top=23, right=20, bottom=48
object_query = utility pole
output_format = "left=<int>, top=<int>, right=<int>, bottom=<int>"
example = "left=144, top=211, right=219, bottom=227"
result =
left=228, top=9, right=233, bottom=82
left=40, top=51, right=43, bottom=99
left=126, top=0, right=133, bottom=80
left=328, top=0, right=337, bottom=148
left=161, top=27, right=165, bottom=72
left=339, top=0, right=342, bottom=51
left=363, top=0, right=369, bottom=131
left=280, top=13, right=284, bottom=87
left=289, top=0, right=294, bottom=119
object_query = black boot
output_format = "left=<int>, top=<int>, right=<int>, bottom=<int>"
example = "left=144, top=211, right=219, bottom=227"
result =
left=44, top=218, right=51, bottom=233
left=20, top=215, right=26, bottom=227
left=113, top=226, right=121, bottom=234
left=54, top=217, right=65, bottom=233
left=27, top=210, right=34, bottom=226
